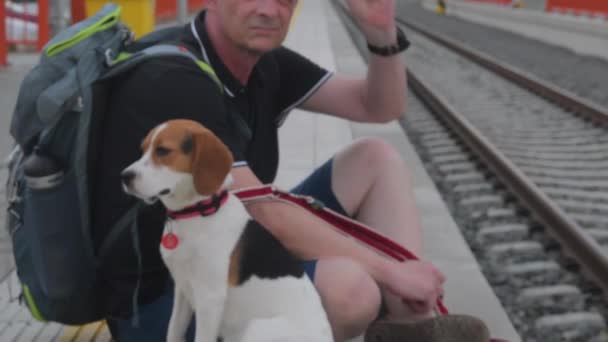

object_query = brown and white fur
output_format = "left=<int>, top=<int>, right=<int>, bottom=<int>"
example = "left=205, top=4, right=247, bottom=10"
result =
left=121, top=119, right=333, bottom=342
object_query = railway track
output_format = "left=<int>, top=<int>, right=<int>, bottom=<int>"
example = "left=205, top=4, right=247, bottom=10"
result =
left=333, top=1, right=608, bottom=341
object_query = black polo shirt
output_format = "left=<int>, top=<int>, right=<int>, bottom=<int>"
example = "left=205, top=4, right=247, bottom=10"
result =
left=92, top=12, right=331, bottom=316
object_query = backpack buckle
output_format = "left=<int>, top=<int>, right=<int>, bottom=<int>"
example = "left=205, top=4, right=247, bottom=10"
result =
left=105, top=49, right=116, bottom=67
left=5, top=147, right=23, bottom=205
left=121, top=27, right=135, bottom=45
left=7, top=208, right=22, bottom=237
left=7, top=187, right=21, bottom=206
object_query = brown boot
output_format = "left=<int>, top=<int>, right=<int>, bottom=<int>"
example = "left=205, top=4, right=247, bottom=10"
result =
left=364, top=314, right=491, bottom=342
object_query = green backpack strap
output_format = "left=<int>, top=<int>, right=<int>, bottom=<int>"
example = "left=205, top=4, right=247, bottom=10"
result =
left=99, top=44, right=223, bottom=91
left=102, top=43, right=253, bottom=143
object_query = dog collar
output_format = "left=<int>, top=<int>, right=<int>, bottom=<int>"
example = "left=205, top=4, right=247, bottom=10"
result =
left=166, top=190, right=229, bottom=220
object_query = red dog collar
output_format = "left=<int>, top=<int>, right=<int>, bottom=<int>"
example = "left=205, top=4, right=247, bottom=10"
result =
left=166, top=190, right=229, bottom=220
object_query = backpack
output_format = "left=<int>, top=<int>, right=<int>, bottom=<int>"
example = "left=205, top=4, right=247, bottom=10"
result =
left=3, top=3, right=222, bottom=325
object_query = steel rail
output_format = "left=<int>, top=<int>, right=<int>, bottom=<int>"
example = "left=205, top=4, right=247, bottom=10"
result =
left=395, top=18, right=608, bottom=126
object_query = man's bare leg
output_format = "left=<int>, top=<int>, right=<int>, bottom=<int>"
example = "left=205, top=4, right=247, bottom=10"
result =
left=312, top=137, right=491, bottom=342
left=313, top=137, right=426, bottom=340
left=314, top=258, right=382, bottom=341
left=332, top=138, right=426, bottom=318
left=331, top=138, right=422, bottom=254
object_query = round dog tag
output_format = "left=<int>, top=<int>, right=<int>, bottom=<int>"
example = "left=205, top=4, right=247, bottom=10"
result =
left=162, top=233, right=179, bottom=250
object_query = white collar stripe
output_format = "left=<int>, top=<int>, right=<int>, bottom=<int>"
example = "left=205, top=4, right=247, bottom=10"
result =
left=190, top=20, right=235, bottom=98
left=276, top=71, right=333, bottom=126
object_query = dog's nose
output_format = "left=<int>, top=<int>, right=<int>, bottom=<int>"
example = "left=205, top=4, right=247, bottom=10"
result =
left=121, top=170, right=136, bottom=187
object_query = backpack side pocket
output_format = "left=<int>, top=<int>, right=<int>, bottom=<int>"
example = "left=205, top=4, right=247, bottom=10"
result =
left=23, top=170, right=95, bottom=298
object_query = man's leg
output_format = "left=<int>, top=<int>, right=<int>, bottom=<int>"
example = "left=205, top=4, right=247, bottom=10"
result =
left=331, top=137, right=422, bottom=255
left=291, top=156, right=383, bottom=341
left=329, top=137, right=425, bottom=320
left=308, top=139, right=490, bottom=342
left=291, top=137, right=426, bottom=340
left=313, top=258, right=382, bottom=341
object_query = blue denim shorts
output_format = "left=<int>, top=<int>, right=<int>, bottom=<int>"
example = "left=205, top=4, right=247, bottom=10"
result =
left=290, top=158, right=349, bottom=280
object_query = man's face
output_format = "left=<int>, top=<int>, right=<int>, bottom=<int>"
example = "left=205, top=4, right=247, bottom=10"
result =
left=208, top=0, right=298, bottom=54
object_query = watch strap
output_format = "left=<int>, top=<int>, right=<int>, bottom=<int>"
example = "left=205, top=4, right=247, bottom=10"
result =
left=367, top=27, right=410, bottom=56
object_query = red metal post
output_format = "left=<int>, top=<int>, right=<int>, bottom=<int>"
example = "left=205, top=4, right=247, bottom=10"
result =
left=546, top=0, right=608, bottom=16
left=0, top=0, right=7, bottom=66
left=188, top=0, right=207, bottom=12
left=37, top=0, right=50, bottom=51
left=71, top=0, right=86, bottom=23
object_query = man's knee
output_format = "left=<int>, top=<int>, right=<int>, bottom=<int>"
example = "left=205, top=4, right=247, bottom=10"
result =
left=341, top=137, right=409, bottom=176
left=314, top=258, right=382, bottom=335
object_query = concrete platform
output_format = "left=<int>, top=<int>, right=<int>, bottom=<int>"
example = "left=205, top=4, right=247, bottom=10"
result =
left=0, top=0, right=520, bottom=341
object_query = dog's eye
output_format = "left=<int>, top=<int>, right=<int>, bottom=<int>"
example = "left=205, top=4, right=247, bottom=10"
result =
left=155, top=147, right=171, bottom=157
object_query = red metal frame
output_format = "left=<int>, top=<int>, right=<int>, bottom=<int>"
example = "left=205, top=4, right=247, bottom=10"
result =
left=156, top=0, right=207, bottom=22
left=546, top=0, right=608, bottom=17
left=37, top=0, right=49, bottom=51
left=2, top=0, right=50, bottom=54
left=0, top=0, right=7, bottom=66
left=72, top=0, right=207, bottom=25
left=71, top=0, right=86, bottom=24
left=2, top=0, right=206, bottom=64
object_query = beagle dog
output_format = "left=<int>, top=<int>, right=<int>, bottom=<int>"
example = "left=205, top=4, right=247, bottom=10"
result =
left=121, top=119, right=333, bottom=342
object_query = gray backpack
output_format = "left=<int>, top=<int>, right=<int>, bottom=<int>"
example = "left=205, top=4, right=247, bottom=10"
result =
left=4, top=3, right=220, bottom=324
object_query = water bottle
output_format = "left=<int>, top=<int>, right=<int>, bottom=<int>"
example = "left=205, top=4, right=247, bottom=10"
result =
left=23, top=147, right=64, bottom=190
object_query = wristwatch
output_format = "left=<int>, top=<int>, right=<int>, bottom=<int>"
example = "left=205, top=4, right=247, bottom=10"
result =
left=367, top=27, right=410, bottom=56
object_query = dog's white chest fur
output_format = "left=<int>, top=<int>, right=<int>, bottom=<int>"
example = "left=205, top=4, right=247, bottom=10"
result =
left=160, top=196, right=333, bottom=342
left=221, top=275, right=331, bottom=342
left=160, top=196, right=245, bottom=286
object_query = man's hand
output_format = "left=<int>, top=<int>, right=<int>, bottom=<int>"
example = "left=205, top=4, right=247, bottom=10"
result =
left=345, top=0, right=397, bottom=46
left=380, top=260, right=446, bottom=316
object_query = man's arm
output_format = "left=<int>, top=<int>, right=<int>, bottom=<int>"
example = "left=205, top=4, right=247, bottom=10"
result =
left=231, top=166, right=444, bottom=311
left=301, top=0, right=406, bottom=123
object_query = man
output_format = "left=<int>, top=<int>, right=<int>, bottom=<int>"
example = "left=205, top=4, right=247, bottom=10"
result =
left=94, top=0, right=488, bottom=341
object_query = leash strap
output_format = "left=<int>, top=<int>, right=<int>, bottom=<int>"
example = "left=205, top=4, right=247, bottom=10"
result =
left=233, top=185, right=449, bottom=315
left=234, top=185, right=510, bottom=342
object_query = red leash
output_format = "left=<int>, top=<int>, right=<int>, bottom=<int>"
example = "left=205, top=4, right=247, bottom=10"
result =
left=234, top=185, right=509, bottom=342
left=233, top=185, right=507, bottom=342
left=234, top=185, right=449, bottom=313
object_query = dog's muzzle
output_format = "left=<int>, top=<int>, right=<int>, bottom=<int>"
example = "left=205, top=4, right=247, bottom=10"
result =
left=120, top=169, right=170, bottom=203
left=120, top=170, right=136, bottom=188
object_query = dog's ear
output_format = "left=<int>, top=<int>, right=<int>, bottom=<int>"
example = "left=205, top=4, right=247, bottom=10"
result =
left=191, top=128, right=234, bottom=196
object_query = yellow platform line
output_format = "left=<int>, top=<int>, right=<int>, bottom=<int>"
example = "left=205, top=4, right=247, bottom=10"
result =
left=57, top=321, right=110, bottom=342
